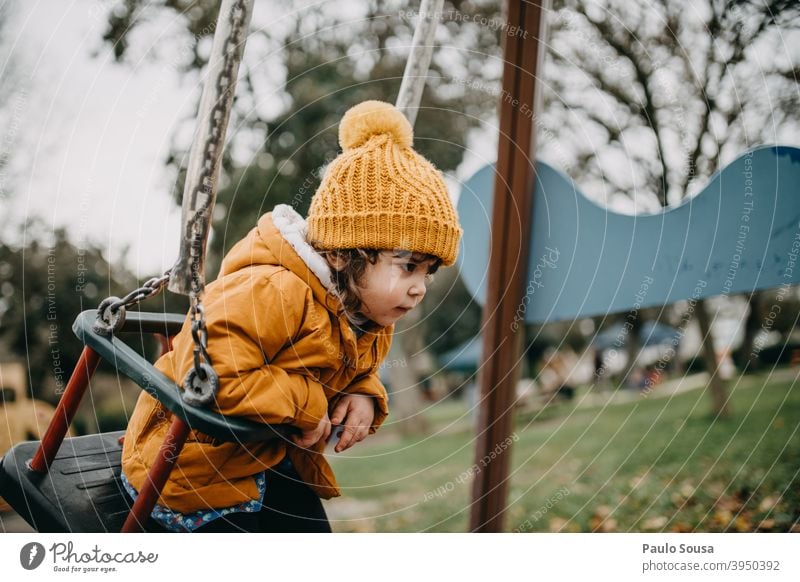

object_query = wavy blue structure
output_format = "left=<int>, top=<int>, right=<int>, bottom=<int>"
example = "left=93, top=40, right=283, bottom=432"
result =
left=457, top=145, right=800, bottom=324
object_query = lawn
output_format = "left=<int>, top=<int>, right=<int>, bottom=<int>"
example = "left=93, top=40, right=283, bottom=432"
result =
left=325, top=370, right=800, bottom=532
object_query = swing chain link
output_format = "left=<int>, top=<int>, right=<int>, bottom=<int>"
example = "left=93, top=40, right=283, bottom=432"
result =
left=96, top=1, right=245, bottom=395
left=189, top=300, right=212, bottom=372
left=178, top=1, right=246, bottom=407
left=181, top=0, right=249, bottom=296
left=182, top=296, right=219, bottom=407
left=93, top=271, right=171, bottom=336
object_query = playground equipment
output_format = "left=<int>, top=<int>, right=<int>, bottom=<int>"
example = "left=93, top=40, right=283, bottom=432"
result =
left=0, top=0, right=260, bottom=532
left=457, top=146, right=800, bottom=324
left=0, top=0, right=445, bottom=533
left=0, top=310, right=293, bottom=531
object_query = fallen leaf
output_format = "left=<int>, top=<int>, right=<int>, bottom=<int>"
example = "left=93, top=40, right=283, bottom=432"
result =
left=715, top=495, right=742, bottom=512
left=594, top=505, right=612, bottom=519
left=602, top=518, right=618, bottom=532
left=711, top=509, right=733, bottom=527
left=757, top=518, right=775, bottom=531
left=628, top=473, right=648, bottom=490
left=758, top=495, right=780, bottom=512
left=590, top=516, right=616, bottom=532
left=643, top=516, right=668, bottom=530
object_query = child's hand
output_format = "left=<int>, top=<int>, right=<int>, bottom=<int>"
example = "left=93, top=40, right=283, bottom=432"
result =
left=329, top=394, right=375, bottom=453
left=291, top=412, right=331, bottom=449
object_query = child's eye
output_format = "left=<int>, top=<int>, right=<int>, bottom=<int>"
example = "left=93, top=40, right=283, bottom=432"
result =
left=403, top=263, right=417, bottom=272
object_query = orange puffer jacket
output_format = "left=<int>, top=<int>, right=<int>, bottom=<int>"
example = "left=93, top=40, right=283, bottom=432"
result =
left=121, top=204, right=393, bottom=514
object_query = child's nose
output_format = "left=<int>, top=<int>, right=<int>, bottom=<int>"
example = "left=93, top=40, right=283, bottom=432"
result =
left=410, top=280, right=426, bottom=298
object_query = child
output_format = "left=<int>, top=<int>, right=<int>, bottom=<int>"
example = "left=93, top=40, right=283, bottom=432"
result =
left=120, top=100, right=463, bottom=532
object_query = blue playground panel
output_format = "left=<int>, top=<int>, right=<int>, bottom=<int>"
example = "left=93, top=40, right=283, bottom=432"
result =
left=457, top=146, right=800, bottom=324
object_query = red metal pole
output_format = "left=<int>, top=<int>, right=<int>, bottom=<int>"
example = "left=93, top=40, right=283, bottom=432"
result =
left=29, top=347, right=101, bottom=473
left=155, top=333, right=174, bottom=357
left=122, top=417, right=191, bottom=533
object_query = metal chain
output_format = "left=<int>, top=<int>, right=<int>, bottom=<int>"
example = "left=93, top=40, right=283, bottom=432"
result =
left=93, top=271, right=171, bottom=336
left=182, top=293, right=219, bottom=406
left=93, top=2, right=246, bottom=406
left=185, top=0, right=249, bottom=296
left=180, top=2, right=249, bottom=406
left=111, top=272, right=171, bottom=312
left=189, top=301, right=213, bottom=373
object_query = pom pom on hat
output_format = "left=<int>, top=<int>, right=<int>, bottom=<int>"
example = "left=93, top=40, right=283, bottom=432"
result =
left=339, top=100, right=413, bottom=151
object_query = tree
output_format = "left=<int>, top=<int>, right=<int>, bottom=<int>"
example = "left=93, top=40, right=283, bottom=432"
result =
left=0, top=222, right=137, bottom=399
left=538, top=0, right=800, bottom=416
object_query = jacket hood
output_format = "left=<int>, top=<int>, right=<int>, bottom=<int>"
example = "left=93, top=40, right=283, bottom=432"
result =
left=219, top=204, right=343, bottom=315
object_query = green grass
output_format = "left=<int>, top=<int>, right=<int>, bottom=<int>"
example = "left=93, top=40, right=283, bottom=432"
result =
left=327, top=372, right=800, bottom=532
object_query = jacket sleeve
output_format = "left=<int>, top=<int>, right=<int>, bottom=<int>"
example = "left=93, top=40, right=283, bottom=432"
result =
left=195, top=269, right=329, bottom=431
left=338, top=372, right=389, bottom=435
left=333, top=327, right=393, bottom=434
left=212, top=362, right=328, bottom=431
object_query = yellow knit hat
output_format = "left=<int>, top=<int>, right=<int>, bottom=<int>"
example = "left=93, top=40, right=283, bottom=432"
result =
left=307, top=100, right=462, bottom=266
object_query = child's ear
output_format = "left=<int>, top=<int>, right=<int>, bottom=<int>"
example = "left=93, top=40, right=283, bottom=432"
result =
left=326, top=251, right=348, bottom=272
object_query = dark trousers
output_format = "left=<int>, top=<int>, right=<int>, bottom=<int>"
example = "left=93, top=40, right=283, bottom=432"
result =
left=144, top=460, right=332, bottom=533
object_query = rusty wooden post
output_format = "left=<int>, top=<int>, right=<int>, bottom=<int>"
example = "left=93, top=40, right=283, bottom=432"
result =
left=469, top=0, right=548, bottom=532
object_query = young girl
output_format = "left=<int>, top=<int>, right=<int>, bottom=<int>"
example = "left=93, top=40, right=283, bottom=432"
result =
left=120, top=100, right=463, bottom=532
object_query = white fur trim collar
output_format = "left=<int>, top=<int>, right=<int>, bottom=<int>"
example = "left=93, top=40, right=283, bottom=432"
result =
left=271, top=204, right=337, bottom=294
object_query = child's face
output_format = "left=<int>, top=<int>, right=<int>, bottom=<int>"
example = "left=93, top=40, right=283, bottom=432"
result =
left=355, top=250, right=438, bottom=327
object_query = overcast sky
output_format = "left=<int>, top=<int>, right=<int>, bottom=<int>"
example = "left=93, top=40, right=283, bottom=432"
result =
left=1, top=1, right=196, bottom=277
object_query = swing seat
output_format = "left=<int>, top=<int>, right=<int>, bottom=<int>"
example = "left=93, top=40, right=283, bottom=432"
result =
left=0, top=431, right=130, bottom=532
left=0, top=310, right=292, bottom=532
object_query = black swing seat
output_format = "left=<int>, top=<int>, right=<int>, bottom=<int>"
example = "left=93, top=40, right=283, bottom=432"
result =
left=0, top=309, right=292, bottom=532
left=0, top=431, right=130, bottom=532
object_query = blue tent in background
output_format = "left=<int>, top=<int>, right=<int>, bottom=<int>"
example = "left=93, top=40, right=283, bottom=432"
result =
left=591, top=321, right=681, bottom=351
left=440, top=335, right=483, bottom=372
left=440, top=320, right=681, bottom=372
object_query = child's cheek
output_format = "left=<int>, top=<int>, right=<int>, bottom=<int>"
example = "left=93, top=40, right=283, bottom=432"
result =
left=387, top=273, right=403, bottom=292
